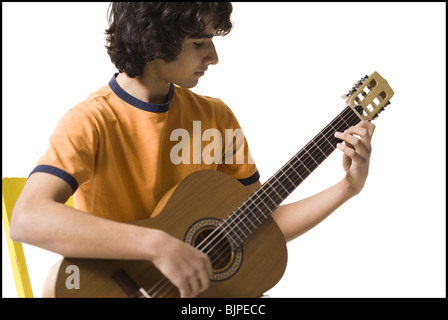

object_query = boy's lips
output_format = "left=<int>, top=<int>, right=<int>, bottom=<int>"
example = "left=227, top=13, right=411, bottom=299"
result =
left=194, top=68, right=207, bottom=76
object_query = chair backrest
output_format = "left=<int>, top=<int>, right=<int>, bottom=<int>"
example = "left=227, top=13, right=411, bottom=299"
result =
left=2, top=177, right=74, bottom=298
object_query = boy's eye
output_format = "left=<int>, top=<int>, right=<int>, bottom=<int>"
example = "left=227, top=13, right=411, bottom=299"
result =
left=193, top=42, right=205, bottom=48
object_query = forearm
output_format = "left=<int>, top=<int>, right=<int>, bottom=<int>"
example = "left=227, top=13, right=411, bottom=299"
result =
left=10, top=198, right=163, bottom=261
left=272, top=178, right=356, bottom=242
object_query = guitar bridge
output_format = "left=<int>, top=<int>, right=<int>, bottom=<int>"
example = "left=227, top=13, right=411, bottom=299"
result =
left=111, top=268, right=151, bottom=298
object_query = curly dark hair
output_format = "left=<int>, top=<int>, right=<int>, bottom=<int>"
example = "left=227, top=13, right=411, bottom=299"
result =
left=105, top=2, right=233, bottom=78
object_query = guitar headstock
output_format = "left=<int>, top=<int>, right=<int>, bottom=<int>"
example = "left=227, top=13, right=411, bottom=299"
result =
left=342, top=71, right=394, bottom=121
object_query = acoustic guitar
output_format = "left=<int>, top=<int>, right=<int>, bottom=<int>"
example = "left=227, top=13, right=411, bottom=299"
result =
left=43, top=71, right=394, bottom=297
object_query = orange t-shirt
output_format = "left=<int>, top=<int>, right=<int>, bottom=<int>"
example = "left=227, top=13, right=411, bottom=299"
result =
left=31, top=74, right=259, bottom=222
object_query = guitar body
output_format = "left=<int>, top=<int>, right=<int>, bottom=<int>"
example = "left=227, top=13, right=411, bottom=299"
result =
left=45, top=170, right=288, bottom=297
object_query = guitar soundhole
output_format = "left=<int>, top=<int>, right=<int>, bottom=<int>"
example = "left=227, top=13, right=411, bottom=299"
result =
left=184, top=218, right=243, bottom=281
left=192, top=228, right=233, bottom=271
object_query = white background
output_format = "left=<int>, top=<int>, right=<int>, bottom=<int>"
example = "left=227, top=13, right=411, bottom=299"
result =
left=2, top=2, right=446, bottom=298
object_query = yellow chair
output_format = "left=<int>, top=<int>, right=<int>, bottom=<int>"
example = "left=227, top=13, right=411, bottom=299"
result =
left=2, top=177, right=74, bottom=298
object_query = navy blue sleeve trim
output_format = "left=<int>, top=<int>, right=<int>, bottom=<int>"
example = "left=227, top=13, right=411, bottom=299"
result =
left=29, top=165, right=79, bottom=193
left=237, top=170, right=260, bottom=186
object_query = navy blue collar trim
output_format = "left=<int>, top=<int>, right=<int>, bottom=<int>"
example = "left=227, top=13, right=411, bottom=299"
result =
left=108, top=73, right=173, bottom=113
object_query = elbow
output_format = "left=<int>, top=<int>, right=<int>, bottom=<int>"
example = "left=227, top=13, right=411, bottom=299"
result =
left=9, top=202, right=33, bottom=244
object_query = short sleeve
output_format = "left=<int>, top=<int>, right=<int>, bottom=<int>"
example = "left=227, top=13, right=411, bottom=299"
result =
left=216, top=105, right=260, bottom=186
left=30, top=106, right=98, bottom=193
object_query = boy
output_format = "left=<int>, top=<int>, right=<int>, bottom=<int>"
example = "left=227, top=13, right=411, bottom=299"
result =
left=10, top=2, right=375, bottom=298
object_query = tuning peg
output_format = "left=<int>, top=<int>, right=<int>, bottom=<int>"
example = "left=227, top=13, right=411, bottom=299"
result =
left=342, top=87, right=358, bottom=99
left=378, top=101, right=391, bottom=112
left=353, top=75, right=369, bottom=87
left=372, top=101, right=391, bottom=120
left=343, top=75, right=369, bottom=99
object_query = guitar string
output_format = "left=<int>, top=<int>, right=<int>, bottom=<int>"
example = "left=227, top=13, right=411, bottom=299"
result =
left=145, top=106, right=363, bottom=297
left=146, top=107, right=361, bottom=298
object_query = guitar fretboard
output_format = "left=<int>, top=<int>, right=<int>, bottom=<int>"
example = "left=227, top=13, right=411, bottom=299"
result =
left=219, top=105, right=363, bottom=247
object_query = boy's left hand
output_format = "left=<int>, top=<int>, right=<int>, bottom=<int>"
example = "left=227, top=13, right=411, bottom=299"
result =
left=334, top=120, right=375, bottom=195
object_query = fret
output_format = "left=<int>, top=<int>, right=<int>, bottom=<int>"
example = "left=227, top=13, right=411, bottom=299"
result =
left=273, top=175, right=291, bottom=195
left=249, top=191, right=275, bottom=216
left=225, top=213, right=251, bottom=238
left=317, top=131, right=335, bottom=152
left=232, top=219, right=249, bottom=237
left=224, top=226, right=244, bottom=246
left=303, top=148, right=320, bottom=166
left=284, top=174, right=296, bottom=189
left=289, top=163, right=304, bottom=181
left=255, top=191, right=274, bottom=212
left=282, top=167, right=301, bottom=192
left=296, top=156, right=312, bottom=174
left=327, top=123, right=344, bottom=137
left=339, top=115, right=350, bottom=127
left=267, top=183, right=284, bottom=202
left=319, top=131, right=333, bottom=146
left=241, top=208, right=257, bottom=229
left=309, top=140, right=328, bottom=161
left=240, top=217, right=255, bottom=235
left=311, top=139, right=328, bottom=159
left=237, top=195, right=270, bottom=228
left=245, top=216, right=257, bottom=229
left=259, top=188, right=277, bottom=209
left=246, top=205, right=262, bottom=224
left=228, top=199, right=273, bottom=242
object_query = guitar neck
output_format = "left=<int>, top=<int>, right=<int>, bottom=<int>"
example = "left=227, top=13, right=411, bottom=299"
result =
left=221, top=105, right=363, bottom=246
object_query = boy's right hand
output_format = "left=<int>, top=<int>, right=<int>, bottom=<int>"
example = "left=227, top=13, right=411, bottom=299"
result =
left=150, top=230, right=213, bottom=298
